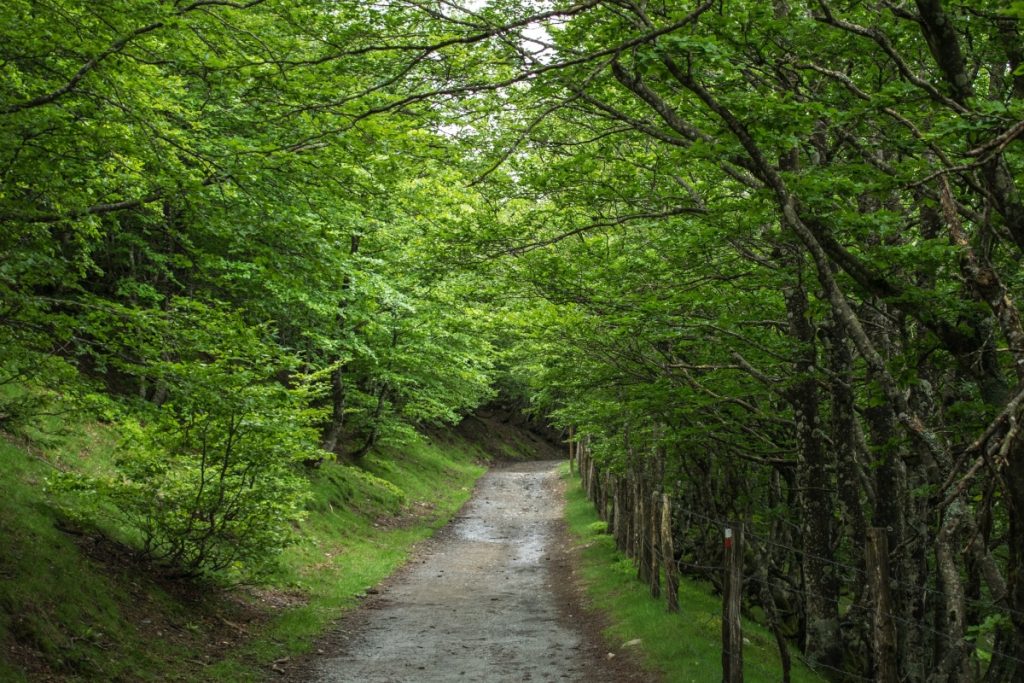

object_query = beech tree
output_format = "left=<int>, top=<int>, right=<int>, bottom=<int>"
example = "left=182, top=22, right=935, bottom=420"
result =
left=1, top=0, right=501, bottom=579
left=5, top=1, right=1024, bottom=677
left=434, top=0, right=1024, bottom=679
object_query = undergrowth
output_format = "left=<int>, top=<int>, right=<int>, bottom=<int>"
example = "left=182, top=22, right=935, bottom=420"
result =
left=562, top=465, right=827, bottom=683
left=0, top=411, right=488, bottom=681
left=206, top=440, right=486, bottom=680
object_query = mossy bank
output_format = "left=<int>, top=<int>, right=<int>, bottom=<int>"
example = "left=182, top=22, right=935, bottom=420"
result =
left=0, top=421, right=504, bottom=681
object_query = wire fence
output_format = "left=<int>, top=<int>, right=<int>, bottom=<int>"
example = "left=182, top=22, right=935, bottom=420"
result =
left=573, top=457, right=1024, bottom=679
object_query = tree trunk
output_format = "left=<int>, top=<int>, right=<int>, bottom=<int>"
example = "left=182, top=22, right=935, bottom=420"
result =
left=932, top=500, right=969, bottom=683
left=319, top=364, right=346, bottom=456
left=352, top=384, right=387, bottom=459
left=866, top=528, right=898, bottom=683
left=635, top=471, right=652, bottom=585
left=756, top=560, right=791, bottom=683
left=1000, top=437, right=1024, bottom=680
left=783, top=279, right=842, bottom=670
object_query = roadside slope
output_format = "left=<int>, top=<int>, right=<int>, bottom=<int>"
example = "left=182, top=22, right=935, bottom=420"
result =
left=1, top=417, right=541, bottom=681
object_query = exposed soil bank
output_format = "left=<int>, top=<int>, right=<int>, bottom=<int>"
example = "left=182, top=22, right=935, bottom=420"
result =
left=291, top=460, right=643, bottom=683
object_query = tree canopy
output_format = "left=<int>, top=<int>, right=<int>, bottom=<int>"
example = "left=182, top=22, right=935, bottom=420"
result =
left=4, top=0, right=1024, bottom=679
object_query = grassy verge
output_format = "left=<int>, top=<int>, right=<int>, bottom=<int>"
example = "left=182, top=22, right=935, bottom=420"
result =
left=561, top=465, right=826, bottom=683
left=0, top=419, right=489, bottom=681
left=206, top=438, right=487, bottom=680
left=0, top=433, right=187, bottom=682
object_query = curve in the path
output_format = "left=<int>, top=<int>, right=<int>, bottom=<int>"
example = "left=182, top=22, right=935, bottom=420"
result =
left=309, top=460, right=591, bottom=683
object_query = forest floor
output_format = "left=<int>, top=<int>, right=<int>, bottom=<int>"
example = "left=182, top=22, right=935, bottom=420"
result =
left=282, top=460, right=650, bottom=683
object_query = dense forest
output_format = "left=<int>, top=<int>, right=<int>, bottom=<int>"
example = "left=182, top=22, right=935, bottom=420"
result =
left=3, top=0, right=1024, bottom=680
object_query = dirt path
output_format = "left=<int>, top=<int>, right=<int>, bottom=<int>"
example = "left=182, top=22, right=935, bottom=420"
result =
left=293, top=460, right=646, bottom=683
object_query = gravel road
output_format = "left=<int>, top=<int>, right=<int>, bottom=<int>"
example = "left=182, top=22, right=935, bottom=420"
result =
left=300, top=460, right=643, bottom=683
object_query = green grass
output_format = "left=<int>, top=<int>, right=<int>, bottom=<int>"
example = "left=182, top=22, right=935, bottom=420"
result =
left=206, top=437, right=487, bottom=680
left=561, top=466, right=826, bottom=683
left=1, top=407, right=491, bottom=681
left=0, top=435, right=190, bottom=681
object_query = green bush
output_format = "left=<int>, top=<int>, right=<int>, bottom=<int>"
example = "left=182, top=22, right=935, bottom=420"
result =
left=55, top=303, right=323, bottom=582
left=114, top=384, right=315, bottom=580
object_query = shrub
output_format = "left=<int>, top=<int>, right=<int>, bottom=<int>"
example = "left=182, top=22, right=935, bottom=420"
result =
left=55, top=302, right=324, bottom=582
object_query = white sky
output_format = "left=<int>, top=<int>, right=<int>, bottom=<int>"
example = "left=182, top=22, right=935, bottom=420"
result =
left=459, top=0, right=555, bottom=60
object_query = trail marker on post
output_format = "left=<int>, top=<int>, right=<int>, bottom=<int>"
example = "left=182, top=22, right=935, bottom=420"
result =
left=722, top=524, right=743, bottom=683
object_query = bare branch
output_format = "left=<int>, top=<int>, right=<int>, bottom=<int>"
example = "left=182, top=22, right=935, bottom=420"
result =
left=510, top=205, right=706, bottom=254
left=966, top=119, right=1024, bottom=159
left=813, top=2, right=969, bottom=115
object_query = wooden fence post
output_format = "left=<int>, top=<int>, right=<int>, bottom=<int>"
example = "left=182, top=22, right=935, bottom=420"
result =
left=648, top=490, right=661, bottom=598
left=626, top=470, right=639, bottom=558
left=586, top=457, right=597, bottom=502
left=580, top=442, right=590, bottom=492
left=568, top=426, right=575, bottom=472
left=615, top=473, right=631, bottom=554
left=577, top=437, right=585, bottom=479
left=636, top=478, right=651, bottom=584
left=661, top=493, right=679, bottom=612
left=866, top=527, right=898, bottom=683
left=722, top=523, right=743, bottom=683
left=600, top=471, right=605, bottom=514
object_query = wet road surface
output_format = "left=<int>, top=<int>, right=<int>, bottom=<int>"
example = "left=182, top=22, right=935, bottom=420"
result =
left=307, top=460, right=594, bottom=683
